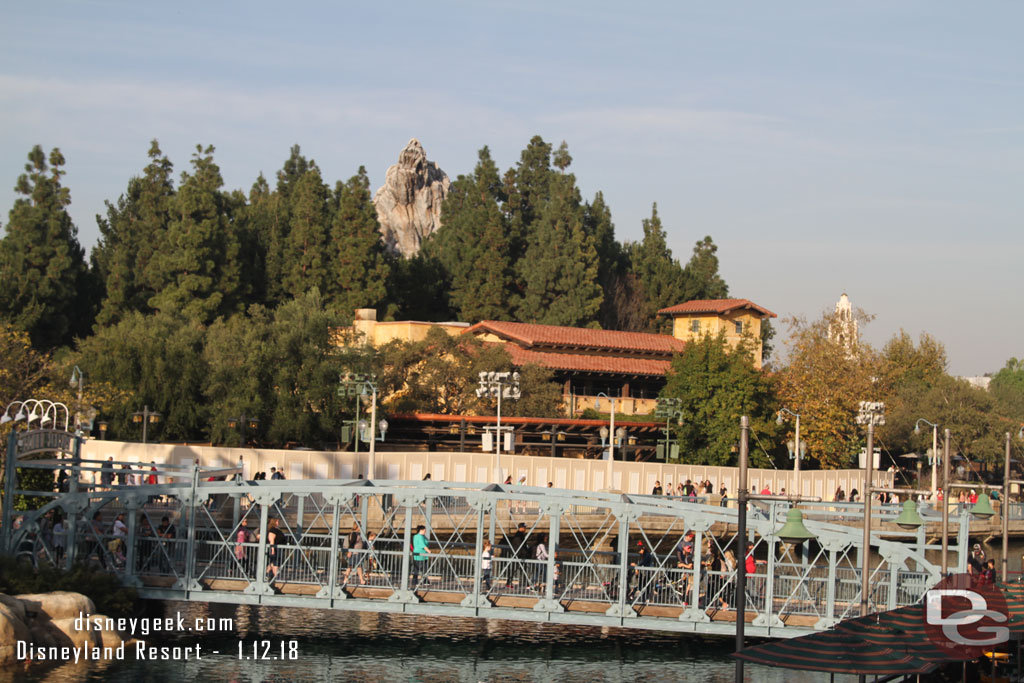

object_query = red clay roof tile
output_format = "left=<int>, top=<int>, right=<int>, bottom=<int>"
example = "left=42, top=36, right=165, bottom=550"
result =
left=657, top=298, right=776, bottom=318
left=501, top=345, right=673, bottom=376
left=464, top=320, right=685, bottom=355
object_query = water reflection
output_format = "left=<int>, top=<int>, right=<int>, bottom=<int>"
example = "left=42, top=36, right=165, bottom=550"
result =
left=12, top=601, right=862, bottom=683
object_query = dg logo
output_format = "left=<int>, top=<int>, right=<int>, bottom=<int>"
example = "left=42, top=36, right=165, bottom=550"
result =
left=924, top=573, right=1009, bottom=659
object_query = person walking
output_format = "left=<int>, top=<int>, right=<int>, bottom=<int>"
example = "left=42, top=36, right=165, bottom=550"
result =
left=235, top=520, right=251, bottom=573
left=481, top=540, right=493, bottom=592
left=532, top=534, right=549, bottom=590
left=412, top=525, right=431, bottom=588
left=266, top=517, right=283, bottom=592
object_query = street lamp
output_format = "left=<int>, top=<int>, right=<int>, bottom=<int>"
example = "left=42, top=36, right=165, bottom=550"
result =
left=476, top=371, right=521, bottom=483
left=654, top=397, right=683, bottom=462
left=132, top=405, right=162, bottom=444
left=69, top=365, right=84, bottom=433
left=339, top=373, right=383, bottom=478
left=856, top=400, right=885, bottom=617
left=593, top=392, right=621, bottom=489
left=734, top=415, right=819, bottom=683
left=776, top=408, right=804, bottom=474
left=914, top=418, right=939, bottom=495
left=228, top=414, right=260, bottom=446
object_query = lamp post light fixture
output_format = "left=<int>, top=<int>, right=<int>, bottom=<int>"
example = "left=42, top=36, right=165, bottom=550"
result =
left=734, top=414, right=820, bottom=683
left=654, top=397, right=683, bottom=462
left=914, top=418, right=939, bottom=495
left=97, top=421, right=108, bottom=440
left=855, top=400, right=885, bottom=617
left=69, top=365, right=85, bottom=433
left=776, top=408, right=804, bottom=474
left=476, top=371, right=521, bottom=483
left=339, top=373, right=384, bottom=478
left=227, top=414, right=260, bottom=446
left=593, top=392, right=622, bottom=489
left=132, top=405, right=162, bottom=444
left=2, top=399, right=71, bottom=432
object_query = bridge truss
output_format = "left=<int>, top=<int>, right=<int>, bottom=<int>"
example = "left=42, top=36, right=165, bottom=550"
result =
left=2, top=430, right=969, bottom=639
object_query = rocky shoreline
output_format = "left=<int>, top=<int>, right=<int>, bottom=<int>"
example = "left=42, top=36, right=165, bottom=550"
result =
left=0, top=591, right=132, bottom=670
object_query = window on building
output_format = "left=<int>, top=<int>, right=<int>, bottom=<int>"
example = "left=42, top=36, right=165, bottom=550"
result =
left=690, top=320, right=700, bottom=333
left=734, top=320, right=743, bottom=335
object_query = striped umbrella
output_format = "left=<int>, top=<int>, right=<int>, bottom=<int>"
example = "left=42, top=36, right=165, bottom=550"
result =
left=732, top=628, right=937, bottom=675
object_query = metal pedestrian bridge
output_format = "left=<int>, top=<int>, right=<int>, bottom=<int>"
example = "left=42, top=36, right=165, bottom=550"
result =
left=3, top=431, right=969, bottom=640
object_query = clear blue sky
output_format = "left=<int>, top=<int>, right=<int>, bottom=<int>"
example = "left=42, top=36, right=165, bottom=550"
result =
left=2, top=1, right=1021, bottom=375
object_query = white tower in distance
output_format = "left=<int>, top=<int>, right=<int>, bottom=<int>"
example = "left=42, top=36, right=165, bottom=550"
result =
left=829, top=293, right=859, bottom=354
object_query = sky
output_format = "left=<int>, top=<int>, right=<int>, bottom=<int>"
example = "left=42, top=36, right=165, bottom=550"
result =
left=2, top=1, right=1021, bottom=376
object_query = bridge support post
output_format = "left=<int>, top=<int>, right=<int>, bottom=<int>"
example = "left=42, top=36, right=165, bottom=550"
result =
left=815, top=540, right=843, bottom=629
left=63, top=436, right=83, bottom=570
left=388, top=495, right=418, bottom=604
left=534, top=503, right=563, bottom=613
left=680, top=520, right=711, bottom=623
left=318, top=494, right=344, bottom=601
left=605, top=511, right=636, bottom=620
left=461, top=497, right=491, bottom=610
left=1, top=431, right=15, bottom=556
left=174, top=464, right=203, bottom=594
left=245, top=495, right=273, bottom=596
left=122, top=495, right=142, bottom=587
left=753, top=503, right=783, bottom=628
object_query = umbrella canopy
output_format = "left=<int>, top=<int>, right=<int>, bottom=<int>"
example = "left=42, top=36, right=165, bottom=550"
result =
left=732, top=628, right=937, bottom=675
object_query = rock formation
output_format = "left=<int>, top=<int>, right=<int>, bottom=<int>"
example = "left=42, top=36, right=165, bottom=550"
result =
left=373, top=138, right=450, bottom=257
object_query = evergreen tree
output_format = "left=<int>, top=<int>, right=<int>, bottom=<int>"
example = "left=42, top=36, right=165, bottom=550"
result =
left=327, top=167, right=390, bottom=314
left=246, top=173, right=288, bottom=307
left=0, top=146, right=92, bottom=348
left=148, top=145, right=241, bottom=323
left=433, top=147, right=515, bottom=321
left=282, top=167, right=330, bottom=298
left=516, top=172, right=602, bottom=327
left=681, top=235, right=729, bottom=301
left=503, top=135, right=554, bottom=265
left=93, top=140, right=176, bottom=327
left=384, top=250, right=453, bottom=321
left=584, top=192, right=629, bottom=330
left=627, top=204, right=687, bottom=332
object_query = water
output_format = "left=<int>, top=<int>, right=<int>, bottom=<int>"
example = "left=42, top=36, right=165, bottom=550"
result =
left=10, top=601, right=862, bottom=683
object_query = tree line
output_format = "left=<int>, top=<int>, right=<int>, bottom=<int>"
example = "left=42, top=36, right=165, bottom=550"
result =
left=0, top=138, right=1020, bottom=470
left=0, top=136, right=731, bottom=446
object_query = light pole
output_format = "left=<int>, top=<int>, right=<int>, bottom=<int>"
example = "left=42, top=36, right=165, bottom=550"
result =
left=132, top=405, right=162, bottom=444
left=914, top=418, right=939, bottom=495
left=734, top=414, right=820, bottom=683
left=654, top=397, right=683, bottom=462
left=776, top=408, right=804, bottom=474
left=941, top=428, right=951, bottom=576
left=856, top=400, right=885, bottom=617
left=69, top=365, right=84, bottom=433
left=476, top=371, right=521, bottom=482
left=999, top=428, right=1024, bottom=582
left=594, top=392, right=620, bottom=489
left=339, top=373, right=382, bottom=477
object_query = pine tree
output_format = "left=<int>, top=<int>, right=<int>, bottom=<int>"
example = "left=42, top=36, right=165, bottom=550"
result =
left=246, top=173, right=289, bottom=307
left=583, top=191, right=628, bottom=329
left=148, top=145, right=241, bottom=323
left=516, top=173, right=602, bottom=327
left=282, top=167, right=330, bottom=298
left=503, top=135, right=554, bottom=264
left=93, top=140, right=175, bottom=326
left=433, top=147, right=515, bottom=321
left=681, top=235, right=729, bottom=301
left=327, top=167, right=390, bottom=314
left=627, top=203, right=687, bottom=332
left=0, top=145, right=92, bottom=348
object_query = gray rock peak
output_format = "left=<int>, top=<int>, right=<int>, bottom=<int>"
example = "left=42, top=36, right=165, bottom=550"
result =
left=373, top=138, right=450, bottom=258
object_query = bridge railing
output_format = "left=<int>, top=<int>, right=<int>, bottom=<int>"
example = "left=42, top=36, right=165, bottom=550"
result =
left=4, top=444, right=961, bottom=637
